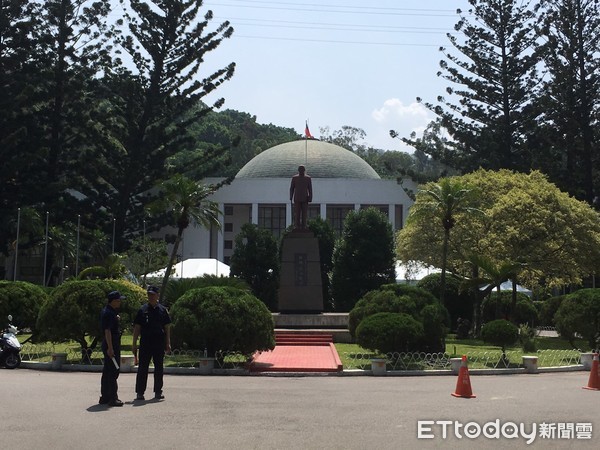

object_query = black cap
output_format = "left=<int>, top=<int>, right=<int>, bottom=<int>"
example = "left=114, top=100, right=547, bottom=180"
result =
left=107, top=290, right=125, bottom=302
left=147, top=285, right=159, bottom=294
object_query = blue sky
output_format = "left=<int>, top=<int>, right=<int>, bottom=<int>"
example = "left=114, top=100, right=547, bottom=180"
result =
left=117, top=1, right=472, bottom=152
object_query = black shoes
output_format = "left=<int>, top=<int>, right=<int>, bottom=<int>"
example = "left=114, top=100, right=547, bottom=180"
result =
left=136, top=394, right=145, bottom=401
left=98, top=397, right=109, bottom=405
left=154, top=392, right=164, bottom=400
left=108, top=399, right=124, bottom=407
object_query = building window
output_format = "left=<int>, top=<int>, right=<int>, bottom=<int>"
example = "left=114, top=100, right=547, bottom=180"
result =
left=308, top=204, right=320, bottom=221
left=224, top=222, right=233, bottom=232
left=224, top=205, right=234, bottom=216
left=327, top=205, right=354, bottom=236
left=258, top=205, right=286, bottom=238
left=224, top=240, right=233, bottom=250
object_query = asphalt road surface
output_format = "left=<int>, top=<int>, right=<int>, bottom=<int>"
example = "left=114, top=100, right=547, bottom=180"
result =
left=1, top=369, right=598, bottom=449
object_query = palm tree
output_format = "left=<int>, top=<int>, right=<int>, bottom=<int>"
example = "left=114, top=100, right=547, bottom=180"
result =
left=462, top=253, right=525, bottom=334
left=409, top=178, right=480, bottom=304
left=151, top=175, right=221, bottom=302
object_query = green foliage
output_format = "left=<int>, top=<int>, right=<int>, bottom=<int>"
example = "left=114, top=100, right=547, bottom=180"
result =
left=481, top=320, right=519, bottom=352
left=36, top=280, right=145, bottom=350
left=518, top=324, right=537, bottom=353
left=307, top=218, right=336, bottom=311
left=169, top=286, right=275, bottom=356
left=356, top=312, right=424, bottom=354
left=481, top=291, right=538, bottom=326
left=398, top=170, right=600, bottom=291
left=230, top=223, right=280, bottom=311
left=0, top=281, right=48, bottom=331
left=331, top=208, right=396, bottom=312
left=349, top=284, right=448, bottom=352
left=538, top=296, right=565, bottom=327
left=123, top=237, right=169, bottom=284
left=163, top=276, right=249, bottom=306
left=554, top=289, right=600, bottom=348
left=417, top=272, right=474, bottom=330
left=77, top=254, right=128, bottom=280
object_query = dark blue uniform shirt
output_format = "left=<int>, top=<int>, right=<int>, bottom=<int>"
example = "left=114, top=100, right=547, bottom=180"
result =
left=100, top=304, right=120, bottom=351
left=134, top=303, right=171, bottom=342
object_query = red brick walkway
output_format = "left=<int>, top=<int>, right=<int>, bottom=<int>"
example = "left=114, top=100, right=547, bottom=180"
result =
left=250, top=333, right=343, bottom=373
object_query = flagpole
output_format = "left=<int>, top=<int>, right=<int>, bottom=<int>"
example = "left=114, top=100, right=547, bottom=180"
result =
left=305, top=119, right=309, bottom=165
left=14, top=208, right=21, bottom=281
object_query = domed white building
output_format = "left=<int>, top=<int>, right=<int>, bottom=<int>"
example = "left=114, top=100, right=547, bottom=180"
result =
left=172, top=139, right=417, bottom=265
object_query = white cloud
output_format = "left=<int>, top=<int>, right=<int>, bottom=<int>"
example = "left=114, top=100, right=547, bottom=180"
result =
left=366, top=99, right=433, bottom=152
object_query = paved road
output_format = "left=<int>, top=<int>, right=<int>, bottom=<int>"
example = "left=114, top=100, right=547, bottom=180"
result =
left=1, top=369, right=598, bottom=449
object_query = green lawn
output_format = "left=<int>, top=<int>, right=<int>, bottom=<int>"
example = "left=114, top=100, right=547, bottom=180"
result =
left=20, top=333, right=588, bottom=370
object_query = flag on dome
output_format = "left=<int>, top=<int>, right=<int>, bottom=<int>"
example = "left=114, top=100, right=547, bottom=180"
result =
left=304, top=121, right=314, bottom=139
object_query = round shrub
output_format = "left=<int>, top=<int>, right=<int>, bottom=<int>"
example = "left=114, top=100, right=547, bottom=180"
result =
left=0, top=281, right=48, bottom=331
left=554, top=289, right=600, bottom=348
left=36, top=280, right=145, bottom=349
left=481, top=319, right=519, bottom=352
left=355, top=312, right=424, bottom=354
left=170, top=286, right=275, bottom=356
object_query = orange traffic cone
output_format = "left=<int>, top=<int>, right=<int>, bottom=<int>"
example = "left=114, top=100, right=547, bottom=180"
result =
left=452, top=355, right=476, bottom=398
left=583, top=353, right=600, bottom=391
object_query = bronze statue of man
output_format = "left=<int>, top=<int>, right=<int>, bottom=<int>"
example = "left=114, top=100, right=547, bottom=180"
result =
left=289, top=165, right=313, bottom=230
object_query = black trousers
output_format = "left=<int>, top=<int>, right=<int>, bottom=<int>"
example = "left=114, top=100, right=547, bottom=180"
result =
left=135, top=339, right=165, bottom=395
left=101, top=347, right=120, bottom=401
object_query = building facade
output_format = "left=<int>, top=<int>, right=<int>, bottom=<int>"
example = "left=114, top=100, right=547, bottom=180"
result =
left=166, top=139, right=417, bottom=265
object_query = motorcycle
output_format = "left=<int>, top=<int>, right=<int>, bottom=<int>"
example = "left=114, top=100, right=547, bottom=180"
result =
left=1, top=315, right=22, bottom=369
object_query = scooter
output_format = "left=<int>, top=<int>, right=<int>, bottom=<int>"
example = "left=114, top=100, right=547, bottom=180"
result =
left=1, top=315, right=22, bottom=369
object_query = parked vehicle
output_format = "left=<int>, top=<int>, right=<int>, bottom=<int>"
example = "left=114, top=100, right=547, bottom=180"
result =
left=1, top=315, right=22, bottom=369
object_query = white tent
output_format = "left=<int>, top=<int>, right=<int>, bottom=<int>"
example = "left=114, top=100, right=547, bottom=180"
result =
left=146, top=258, right=230, bottom=279
left=395, top=261, right=441, bottom=284
left=480, top=280, right=532, bottom=297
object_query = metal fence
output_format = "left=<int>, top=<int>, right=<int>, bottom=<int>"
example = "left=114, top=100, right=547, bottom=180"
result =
left=20, top=344, right=589, bottom=372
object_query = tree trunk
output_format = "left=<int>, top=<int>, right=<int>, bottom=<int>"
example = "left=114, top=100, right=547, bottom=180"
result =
left=159, top=226, right=184, bottom=304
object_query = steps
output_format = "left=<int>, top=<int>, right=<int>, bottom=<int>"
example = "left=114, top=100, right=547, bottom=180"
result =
left=275, top=332, right=333, bottom=346
left=250, top=331, right=343, bottom=373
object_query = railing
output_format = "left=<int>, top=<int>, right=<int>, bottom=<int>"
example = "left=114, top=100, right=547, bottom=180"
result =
left=341, top=349, right=584, bottom=371
left=19, top=344, right=590, bottom=372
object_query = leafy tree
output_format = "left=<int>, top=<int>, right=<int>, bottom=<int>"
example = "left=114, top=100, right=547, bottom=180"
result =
left=77, top=254, right=128, bottom=280
left=554, top=288, right=600, bottom=348
left=229, top=223, right=279, bottom=310
left=481, top=319, right=519, bottom=355
left=405, top=1, right=540, bottom=173
left=405, top=178, right=481, bottom=305
left=0, top=281, right=48, bottom=333
left=123, top=237, right=169, bottom=285
left=398, top=170, right=600, bottom=293
left=533, top=0, right=600, bottom=203
left=169, top=286, right=275, bottom=356
left=331, top=208, right=396, bottom=312
left=36, top=280, right=145, bottom=357
left=162, top=276, right=249, bottom=305
left=149, top=175, right=221, bottom=303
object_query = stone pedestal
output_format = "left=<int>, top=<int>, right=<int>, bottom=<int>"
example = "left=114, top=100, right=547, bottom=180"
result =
left=278, top=231, right=323, bottom=312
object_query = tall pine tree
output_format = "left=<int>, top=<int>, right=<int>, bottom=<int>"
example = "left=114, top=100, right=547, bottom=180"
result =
left=94, top=0, right=235, bottom=250
left=415, top=0, right=540, bottom=173
left=534, top=0, right=600, bottom=203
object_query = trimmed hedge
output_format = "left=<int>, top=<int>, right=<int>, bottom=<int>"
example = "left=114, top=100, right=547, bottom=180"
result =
left=554, top=289, right=600, bottom=348
left=170, top=286, right=275, bottom=356
left=481, top=319, right=519, bottom=352
left=0, top=281, right=48, bottom=331
left=356, top=312, right=424, bottom=354
left=36, top=280, right=145, bottom=349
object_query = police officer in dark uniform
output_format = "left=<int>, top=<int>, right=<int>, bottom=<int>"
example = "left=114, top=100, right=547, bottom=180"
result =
left=99, top=290, right=124, bottom=407
left=132, top=285, right=171, bottom=401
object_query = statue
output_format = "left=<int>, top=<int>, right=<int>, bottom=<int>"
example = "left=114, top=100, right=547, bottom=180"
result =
left=289, top=165, right=313, bottom=230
